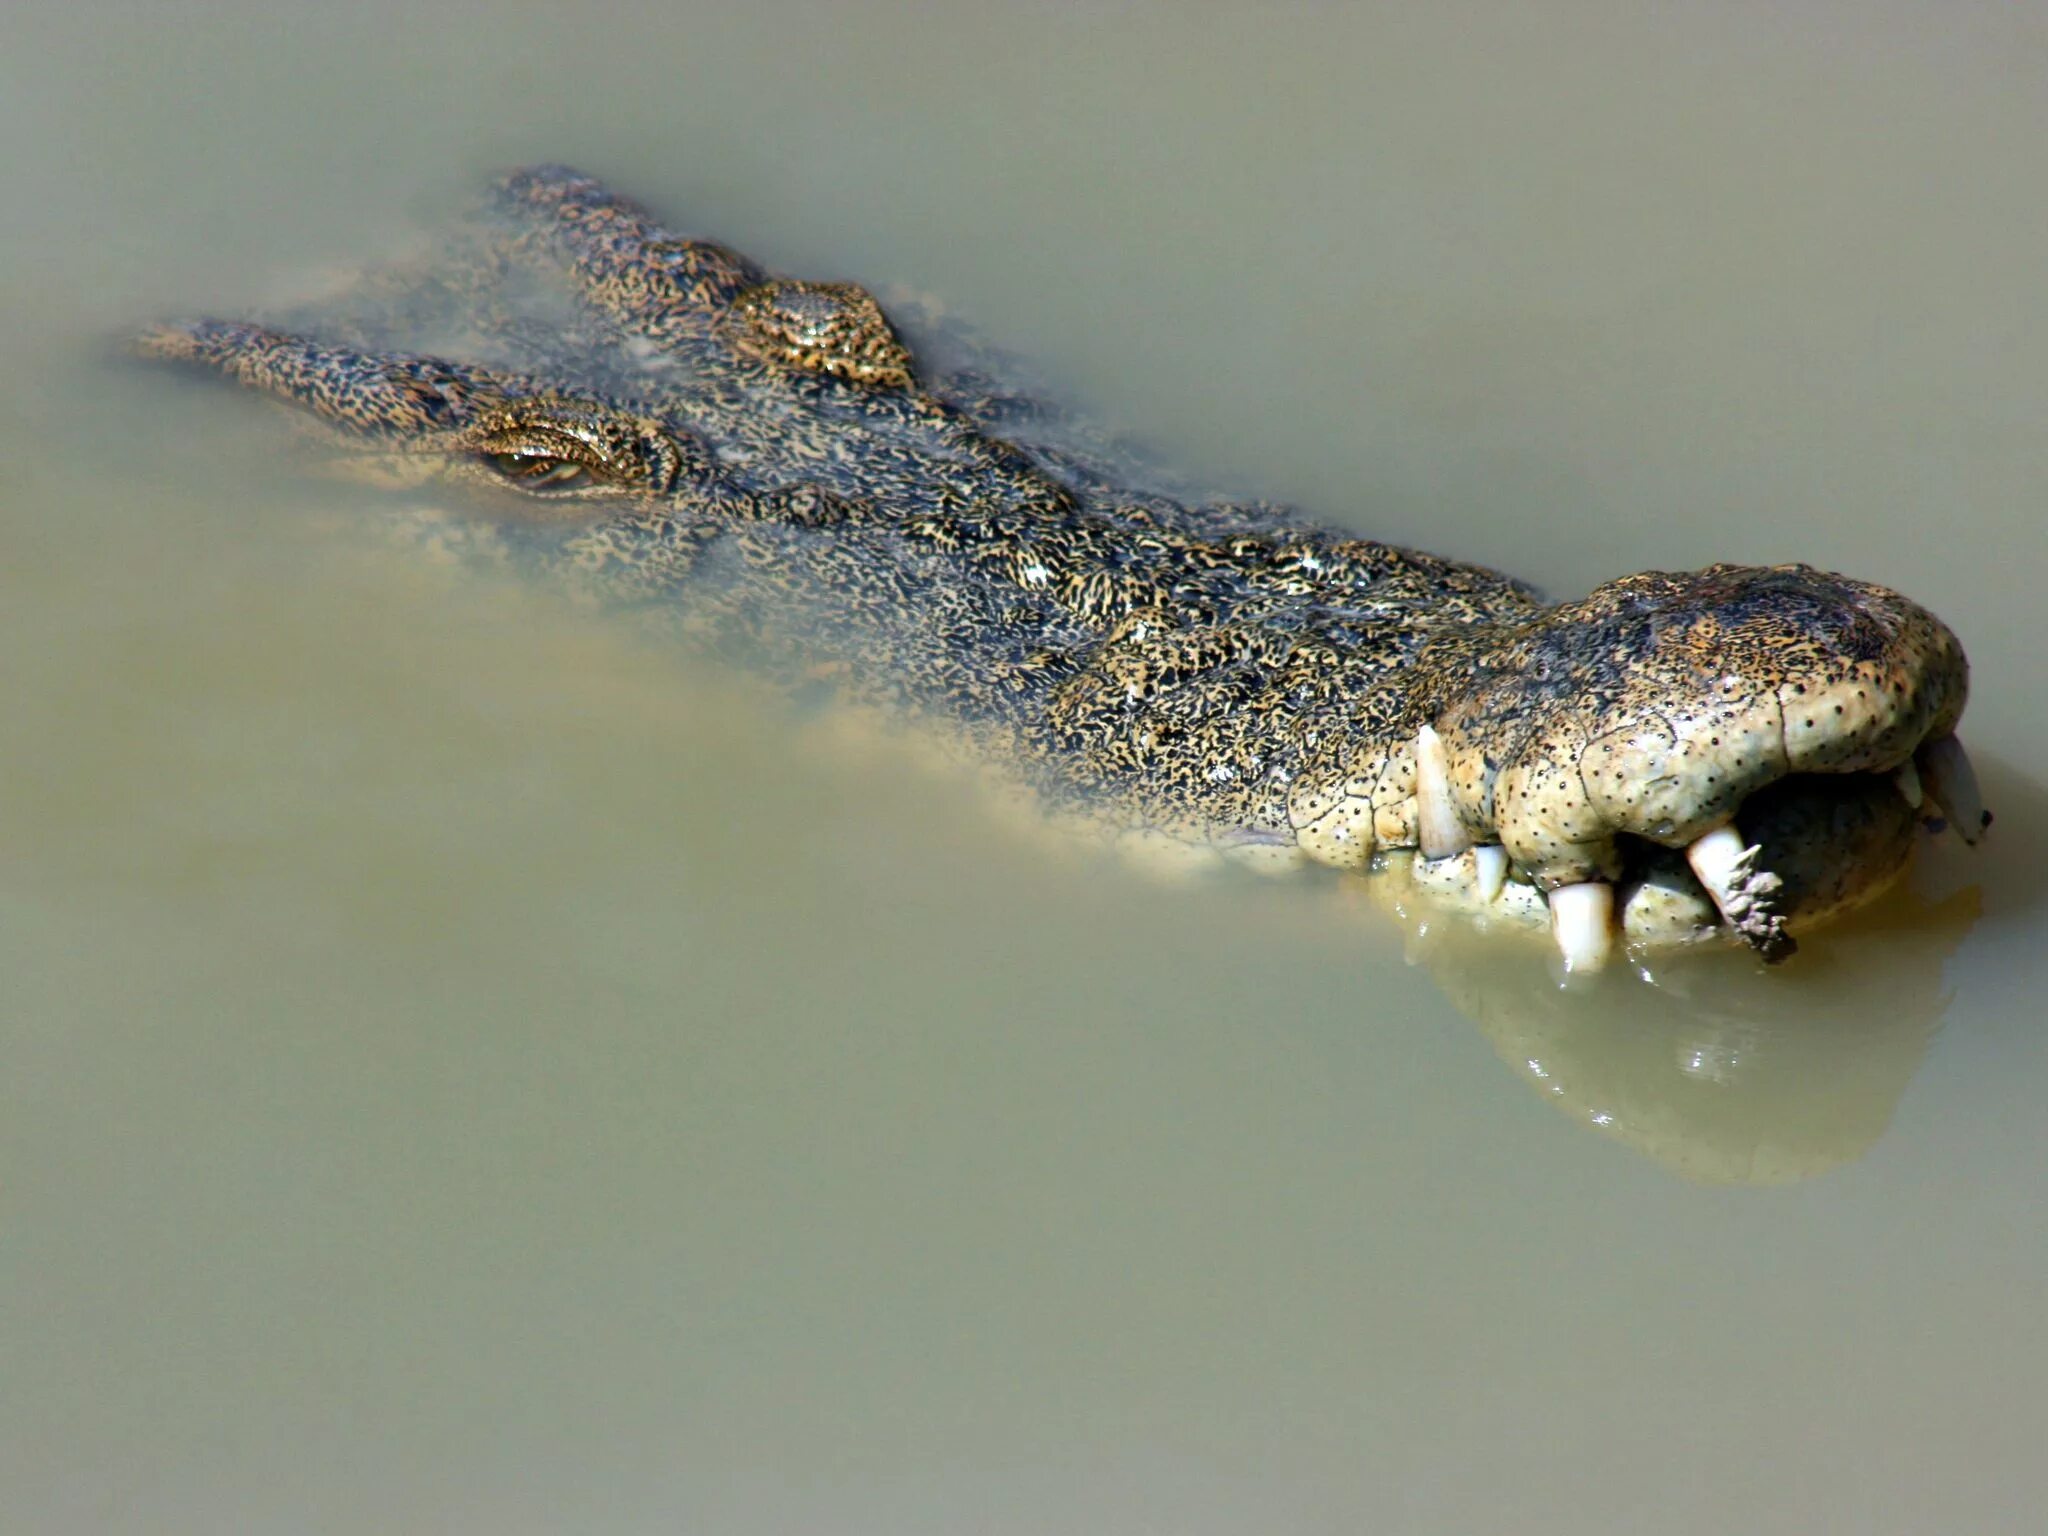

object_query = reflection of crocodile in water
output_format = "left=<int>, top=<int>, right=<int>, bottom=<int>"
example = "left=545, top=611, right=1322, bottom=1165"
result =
left=1363, top=868, right=1978, bottom=1181
left=137, top=166, right=1990, bottom=973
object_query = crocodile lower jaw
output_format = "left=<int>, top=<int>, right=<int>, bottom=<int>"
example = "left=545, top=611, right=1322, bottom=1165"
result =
left=1393, top=734, right=1987, bottom=974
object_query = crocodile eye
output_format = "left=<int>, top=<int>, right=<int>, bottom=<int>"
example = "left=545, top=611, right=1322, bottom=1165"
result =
left=483, top=451, right=592, bottom=492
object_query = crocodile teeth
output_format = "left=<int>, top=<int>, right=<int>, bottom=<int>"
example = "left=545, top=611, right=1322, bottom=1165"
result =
left=1685, top=823, right=1796, bottom=963
left=1473, top=844, right=1509, bottom=904
left=1549, top=881, right=1615, bottom=973
left=1413, top=724, right=1473, bottom=860
left=1916, top=734, right=1990, bottom=845
left=1892, top=758, right=1924, bottom=810
left=1686, top=824, right=1756, bottom=922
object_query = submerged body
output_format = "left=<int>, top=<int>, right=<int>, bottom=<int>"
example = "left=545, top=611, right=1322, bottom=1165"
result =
left=138, top=167, right=1988, bottom=970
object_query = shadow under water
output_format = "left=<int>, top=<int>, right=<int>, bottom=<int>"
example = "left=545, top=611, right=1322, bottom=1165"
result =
left=1360, top=867, right=1986, bottom=1184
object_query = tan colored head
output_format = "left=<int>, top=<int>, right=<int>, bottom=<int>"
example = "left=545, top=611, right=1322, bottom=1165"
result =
left=1395, top=564, right=1979, bottom=967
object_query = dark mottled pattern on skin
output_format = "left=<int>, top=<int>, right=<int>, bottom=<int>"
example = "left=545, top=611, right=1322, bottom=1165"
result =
left=135, top=166, right=1974, bottom=947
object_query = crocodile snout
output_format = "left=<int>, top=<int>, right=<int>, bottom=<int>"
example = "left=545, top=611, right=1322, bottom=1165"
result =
left=1402, top=564, right=1979, bottom=970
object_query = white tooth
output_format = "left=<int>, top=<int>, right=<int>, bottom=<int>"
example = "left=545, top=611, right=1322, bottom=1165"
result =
left=1685, top=823, right=1756, bottom=926
left=1683, top=823, right=1795, bottom=960
left=1549, top=881, right=1615, bottom=973
left=1473, top=844, right=1509, bottom=904
left=1916, top=734, right=1989, bottom=845
left=1413, top=724, right=1473, bottom=860
left=1892, top=759, right=1923, bottom=809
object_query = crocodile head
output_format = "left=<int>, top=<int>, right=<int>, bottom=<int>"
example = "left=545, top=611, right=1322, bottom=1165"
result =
left=134, top=166, right=1988, bottom=977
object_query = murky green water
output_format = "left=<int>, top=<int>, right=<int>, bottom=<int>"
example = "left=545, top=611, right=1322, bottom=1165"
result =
left=5, top=5, right=2045, bottom=1532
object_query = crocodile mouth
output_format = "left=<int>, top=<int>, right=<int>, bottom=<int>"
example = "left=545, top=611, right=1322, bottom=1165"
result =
left=1311, top=561, right=1988, bottom=974
left=1399, top=734, right=1988, bottom=970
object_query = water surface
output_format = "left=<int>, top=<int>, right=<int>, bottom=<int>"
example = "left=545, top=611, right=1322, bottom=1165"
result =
left=4, top=5, right=2045, bottom=1532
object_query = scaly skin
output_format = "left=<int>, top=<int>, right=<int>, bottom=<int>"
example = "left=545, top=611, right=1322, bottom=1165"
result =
left=135, top=167, right=1986, bottom=968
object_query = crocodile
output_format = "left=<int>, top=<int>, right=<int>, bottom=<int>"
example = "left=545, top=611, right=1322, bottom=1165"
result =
left=136, top=165, right=1990, bottom=973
